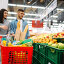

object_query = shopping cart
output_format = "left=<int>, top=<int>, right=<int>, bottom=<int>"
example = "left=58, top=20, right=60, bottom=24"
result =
left=1, top=46, right=33, bottom=64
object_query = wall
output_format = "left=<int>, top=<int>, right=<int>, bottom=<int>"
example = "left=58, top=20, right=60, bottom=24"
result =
left=0, top=0, right=8, bottom=9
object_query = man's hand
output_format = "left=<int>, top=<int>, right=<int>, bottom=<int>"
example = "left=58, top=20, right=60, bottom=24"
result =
left=0, top=26, right=8, bottom=30
left=11, top=34, right=15, bottom=37
left=28, top=36, right=30, bottom=39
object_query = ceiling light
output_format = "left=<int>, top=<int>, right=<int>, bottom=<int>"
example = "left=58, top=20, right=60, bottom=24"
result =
left=7, top=17, right=16, bottom=19
left=44, top=19, right=48, bottom=21
left=8, top=4, right=45, bottom=9
left=53, top=20, right=57, bottom=22
left=8, top=4, right=16, bottom=6
left=25, top=13, right=41, bottom=16
left=8, top=12, right=41, bottom=16
left=8, top=12, right=17, bottom=14
left=51, top=16, right=58, bottom=18
left=32, top=6, right=45, bottom=9
left=27, top=2, right=31, bottom=4
left=57, top=8, right=64, bottom=11
left=17, top=5, right=31, bottom=8
left=23, top=18, right=40, bottom=20
left=7, top=17, right=40, bottom=20
left=27, top=0, right=32, bottom=4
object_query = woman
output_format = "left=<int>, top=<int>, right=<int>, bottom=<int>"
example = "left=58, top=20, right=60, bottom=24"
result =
left=0, top=9, right=9, bottom=35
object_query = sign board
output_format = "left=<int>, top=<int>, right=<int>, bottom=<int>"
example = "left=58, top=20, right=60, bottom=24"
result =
left=42, top=0, right=57, bottom=19
left=46, top=0, right=57, bottom=15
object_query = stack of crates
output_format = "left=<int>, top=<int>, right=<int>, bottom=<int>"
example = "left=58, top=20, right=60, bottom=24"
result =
left=32, top=43, right=47, bottom=64
left=32, top=43, right=64, bottom=64
left=46, top=46, right=64, bottom=64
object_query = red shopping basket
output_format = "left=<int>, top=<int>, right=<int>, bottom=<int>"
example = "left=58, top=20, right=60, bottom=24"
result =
left=1, top=46, right=33, bottom=64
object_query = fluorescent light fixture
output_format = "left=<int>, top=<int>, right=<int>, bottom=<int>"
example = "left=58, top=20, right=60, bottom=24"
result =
left=8, top=4, right=45, bottom=9
left=17, top=4, right=31, bottom=8
left=8, top=4, right=16, bottom=6
left=53, top=20, right=57, bottom=22
left=51, top=16, right=58, bottom=18
left=7, top=17, right=16, bottom=19
left=32, top=6, right=45, bottom=9
left=8, top=12, right=41, bottom=16
left=25, top=13, right=41, bottom=16
left=57, top=8, right=64, bottom=11
left=7, top=17, right=40, bottom=20
left=44, top=19, right=48, bottom=21
left=23, top=18, right=40, bottom=20
left=8, top=12, right=17, bottom=14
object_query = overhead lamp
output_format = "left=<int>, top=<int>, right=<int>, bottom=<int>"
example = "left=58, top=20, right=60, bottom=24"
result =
left=57, top=8, right=64, bottom=11
left=8, top=4, right=45, bottom=9
left=8, top=12, right=17, bottom=14
left=17, top=5, right=31, bottom=8
left=51, top=16, right=58, bottom=18
left=7, top=17, right=40, bottom=20
left=25, top=13, right=41, bottom=16
left=53, top=20, right=57, bottom=22
left=27, top=0, right=32, bottom=4
left=8, top=4, right=16, bottom=6
left=44, top=19, right=48, bottom=21
left=8, top=12, right=41, bottom=16
left=32, top=6, right=45, bottom=9
left=7, top=17, right=16, bottom=19
left=23, top=18, right=40, bottom=20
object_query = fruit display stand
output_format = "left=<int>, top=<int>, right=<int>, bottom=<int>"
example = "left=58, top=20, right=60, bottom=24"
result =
left=32, top=43, right=64, bottom=64
left=53, top=38, right=64, bottom=43
left=52, top=32, right=64, bottom=43
left=46, top=45, right=64, bottom=64
left=1, top=45, right=33, bottom=64
left=32, top=43, right=47, bottom=64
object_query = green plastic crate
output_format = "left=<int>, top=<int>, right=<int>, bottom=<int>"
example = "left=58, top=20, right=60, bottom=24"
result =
left=33, top=43, right=39, bottom=51
left=32, top=56, right=38, bottom=64
left=46, top=46, right=64, bottom=64
left=33, top=50, right=38, bottom=58
left=38, top=43, right=47, bottom=55
left=32, top=56, right=41, bottom=64
left=46, top=58, right=55, bottom=64
left=33, top=43, right=64, bottom=64
left=52, top=38, right=64, bottom=43
left=33, top=43, right=47, bottom=64
left=38, top=52, right=46, bottom=64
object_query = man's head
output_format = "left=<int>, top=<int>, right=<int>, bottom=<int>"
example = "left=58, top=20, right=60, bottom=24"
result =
left=17, top=9, right=24, bottom=19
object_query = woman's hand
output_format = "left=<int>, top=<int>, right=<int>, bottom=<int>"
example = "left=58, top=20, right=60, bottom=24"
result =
left=0, top=26, right=8, bottom=30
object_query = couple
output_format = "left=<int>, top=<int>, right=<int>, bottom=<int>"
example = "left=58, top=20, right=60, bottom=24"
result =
left=0, top=9, right=30, bottom=39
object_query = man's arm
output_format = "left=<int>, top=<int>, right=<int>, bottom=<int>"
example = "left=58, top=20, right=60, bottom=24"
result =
left=0, top=25, right=8, bottom=30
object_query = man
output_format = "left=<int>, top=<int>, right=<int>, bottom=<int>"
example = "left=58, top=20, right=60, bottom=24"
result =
left=10, top=9, right=30, bottom=39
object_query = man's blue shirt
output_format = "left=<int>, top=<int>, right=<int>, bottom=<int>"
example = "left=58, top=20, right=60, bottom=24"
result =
left=10, top=19, right=30, bottom=39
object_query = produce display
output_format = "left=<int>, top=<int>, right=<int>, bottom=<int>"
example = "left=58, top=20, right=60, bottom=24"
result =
left=48, top=42, right=64, bottom=49
left=53, top=32, right=64, bottom=38
left=31, top=33, right=57, bottom=43
left=2, top=39, right=33, bottom=47
left=1, top=32, right=64, bottom=49
left=30, top=33, right=64, bottom=49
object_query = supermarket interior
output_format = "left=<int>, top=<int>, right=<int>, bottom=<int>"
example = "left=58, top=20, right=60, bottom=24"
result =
left=0, top=0, right=64, bottom=64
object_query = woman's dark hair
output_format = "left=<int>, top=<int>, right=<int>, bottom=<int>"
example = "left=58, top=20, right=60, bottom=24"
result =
left=0, top=9, right=7, bottom=23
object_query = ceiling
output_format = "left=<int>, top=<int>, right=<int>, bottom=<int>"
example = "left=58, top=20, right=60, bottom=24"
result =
left=8, top=0, right=53, bottom=20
